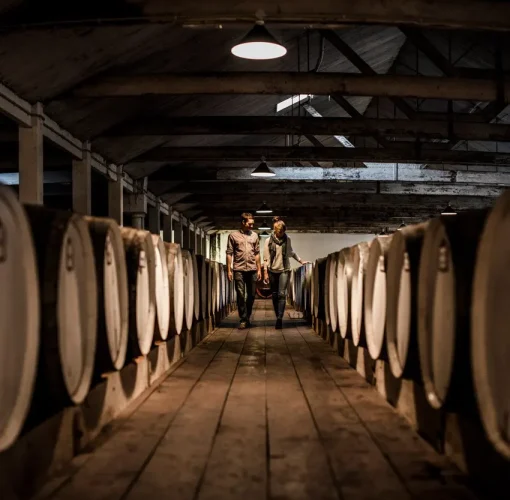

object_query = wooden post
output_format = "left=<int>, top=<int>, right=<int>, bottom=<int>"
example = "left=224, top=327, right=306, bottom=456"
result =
left=72, top=141, right=92, bottom=214
left=148, top=200, right=161, bottom=235
left=18, top=102, right=43, bottom=205
left=173, top=218, right=183, bottom=245
left=109, top=167, right=124, bottom=225
left=162, top=211, right=173, bottom=242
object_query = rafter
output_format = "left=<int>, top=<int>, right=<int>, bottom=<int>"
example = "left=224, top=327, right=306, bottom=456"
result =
left=128, top=146, right=510, bottom=165
left=3, top=1, right=510, bottom=32
left=100, top=115, right=510, bottom=142
left=73, top=72, right=510, bottom=102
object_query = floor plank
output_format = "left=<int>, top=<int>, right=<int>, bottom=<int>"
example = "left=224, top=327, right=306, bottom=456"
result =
left=282, top=326, right=412, bottom=500
left=296, top=324, right=480, bottom=500
left=124, top=329, right=248, bottom=500
left=266, top=323, right=340, bottom=500
left=48, top=327, right=235, bottom=500
left=38, top=302, right=483, bottom=500
left=196, top=326, right=267, bottom=500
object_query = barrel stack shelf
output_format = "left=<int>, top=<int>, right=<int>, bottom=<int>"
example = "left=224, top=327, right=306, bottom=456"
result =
left=0, top=184, right=236, bottom=461
left=285, top=188, right=510, bottom=479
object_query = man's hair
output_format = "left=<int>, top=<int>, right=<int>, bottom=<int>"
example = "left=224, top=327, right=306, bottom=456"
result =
left=241, top=212, right=253, bottom=223
left=274, top=220, right=287, bottom=233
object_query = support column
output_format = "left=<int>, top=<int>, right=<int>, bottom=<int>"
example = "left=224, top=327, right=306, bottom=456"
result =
left=202, top=231, right=207, bottom=257
left=182, top=220, right=191, bottom=249
left=173, top=218, right=183, bottom=245
left=125, top=192, right=148, bottom=230
left=18, top=102, right=43, bottom=204
left=109, top=167, right=124, bottom=225
left=148, top=200, right=161, bottom=235
left=72, top=141, right=92, bottom=214
left=162, top=211, right=173, bottom=242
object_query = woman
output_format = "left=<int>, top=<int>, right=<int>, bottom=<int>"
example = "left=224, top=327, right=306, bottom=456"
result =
left=263, top=219, right=309, bottom=329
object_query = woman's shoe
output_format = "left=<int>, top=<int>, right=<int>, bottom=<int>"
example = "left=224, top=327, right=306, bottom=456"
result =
left=275, top=318, right=283, bottom=329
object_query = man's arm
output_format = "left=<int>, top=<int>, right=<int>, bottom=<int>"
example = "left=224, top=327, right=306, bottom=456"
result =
left=226, top=234, right=234, bottom=281
left=254, top=236, right=261, bottom=281
left=226, top=254, right=233, bottom=281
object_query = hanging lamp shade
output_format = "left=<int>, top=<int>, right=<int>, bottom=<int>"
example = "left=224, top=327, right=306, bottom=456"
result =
left=256, top=201, right=273, bottom=214
left=258, top=221, right=271, bottom=231
left=231, top=21, right=287, bottom=60
left=251, top=161, right=276, bottom=178
left=441, top=202, right=457, bottom=215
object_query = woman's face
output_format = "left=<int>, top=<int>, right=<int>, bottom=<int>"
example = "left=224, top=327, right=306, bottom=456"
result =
left=275, top=228, right=285, bottom=239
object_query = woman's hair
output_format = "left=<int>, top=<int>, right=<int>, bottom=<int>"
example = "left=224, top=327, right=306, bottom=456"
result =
left=274, top=220, right=287, bottom=233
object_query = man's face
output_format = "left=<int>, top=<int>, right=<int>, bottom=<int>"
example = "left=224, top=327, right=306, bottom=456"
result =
left=242, top=218, right=254, bottom=231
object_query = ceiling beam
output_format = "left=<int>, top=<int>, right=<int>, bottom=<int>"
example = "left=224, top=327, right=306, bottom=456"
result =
left=73, top=73, right=510, bottom=102
left=101, top=116, right=510, bottom=142
left=129, top=146, right=510, bottom=165
left=165, top=181, right=505, bottom=198
left=8, top=1, right=510, bottom=32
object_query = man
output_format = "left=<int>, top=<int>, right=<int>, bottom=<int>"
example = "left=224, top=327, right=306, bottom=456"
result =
left=226, top=212, right=262, bottom=329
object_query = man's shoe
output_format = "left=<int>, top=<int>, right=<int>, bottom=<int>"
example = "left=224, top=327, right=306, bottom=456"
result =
left=239, top=322, right=247, bottom=330
left=275, top=319, right=283, bottom=329
left=246, top=319, right=252, bottom=328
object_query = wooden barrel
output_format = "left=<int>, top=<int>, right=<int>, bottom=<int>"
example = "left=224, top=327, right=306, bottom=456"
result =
left=337, top=247, right=354, bottom=339
left=191, top=253, right=201, bottom=322
left=152, top=235, right=170, bottom=342
left=0, top=187, right=40, bottom=452
left=351, top=241, right=371, bottom=347
left=315, top=257, right=328, bottom=320
left=418, top=210, right=489, bottom=411
left=312, top=261, right=318, bottom=316
left=198, top=256, right=210, bottom=318
left=219, top=263, right=226, bottom=311
left=303, top=263, right=313, bottom=315
left=120, top=228, right=156, bottom=357
left=206, top=258, right=214, bottom=316
left=84, top=216, right=129, bottom=373
left=24, top=205, right=98, bottom=405
left=325, top=252, right=339, bottom=332
left=364, top=235, right=393, bottom=360
left=166, top=242, right=184, bottom=335
left=386, top=222, right=429, bottom=379
left=289, top=269, right=295, bottom=306
left=471, top=192, right=510, bottom=459
left=181, top=250, right=195, bottom=331
left=256, top=279, right=272, bottom=299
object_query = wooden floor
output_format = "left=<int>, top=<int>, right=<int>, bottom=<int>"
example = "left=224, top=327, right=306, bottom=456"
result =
left=38, top=301, right=481, bottom=500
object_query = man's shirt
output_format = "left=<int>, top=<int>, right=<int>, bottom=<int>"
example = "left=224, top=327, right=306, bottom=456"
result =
left=226, top=229, right=260, bottom=272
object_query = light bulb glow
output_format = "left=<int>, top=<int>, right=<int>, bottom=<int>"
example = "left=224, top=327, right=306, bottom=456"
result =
left=231, top=41, right=287, bottom=60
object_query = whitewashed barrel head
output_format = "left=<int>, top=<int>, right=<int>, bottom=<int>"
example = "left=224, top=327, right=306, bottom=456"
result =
left=152, top=235, right=170, bottom=341
left=84, top=216, right=129, bottom=372
left=181, top=250, right=195, bottom=331
left=0, top=187, right=40, bottom=452
left=58, top=215, right=98, bottom=404
left=327, top=253, right=339, bottom=332
left=364, top=235, right=392, bottom=360
left=350, top=242, right=371, bottom=346
left=166, top=243, right=184, bottom=335
left=337, top=248, right=354, bottom=339
left=386, top=223, right=428, bottom=379
left=136, top=232, right=156, bottom=354
left=120, top=228, right=156, bottom=356
left=418, top=218, right=456, bottom=409
left=192, top=254, right=200, bottom=321
left=472, top=191, right=510, bottom=459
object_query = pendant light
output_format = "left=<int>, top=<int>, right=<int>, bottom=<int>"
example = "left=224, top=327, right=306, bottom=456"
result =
left=441, top=202, right=457, bottom=215
left=258, top=220, right=271, bottom=231
left=256, top=201, right=273, bottom=214
left=231, top=21, right=287, bottom=60
left=251, top=160, right=276, bottom=177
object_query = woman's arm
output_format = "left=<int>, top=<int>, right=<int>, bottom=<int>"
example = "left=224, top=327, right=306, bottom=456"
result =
left=288, top=237, right=308, bottom=265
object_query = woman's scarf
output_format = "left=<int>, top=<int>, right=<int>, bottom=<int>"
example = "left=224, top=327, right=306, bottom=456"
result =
left=269, top=232, right=288, bottom=266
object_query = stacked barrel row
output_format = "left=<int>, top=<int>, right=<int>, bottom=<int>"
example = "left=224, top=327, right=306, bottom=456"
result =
left=308, top=189, right=510, bottom=461
left=287, top=263, right=313, bottom=315
left=0, top=185, right=235, bottom=453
